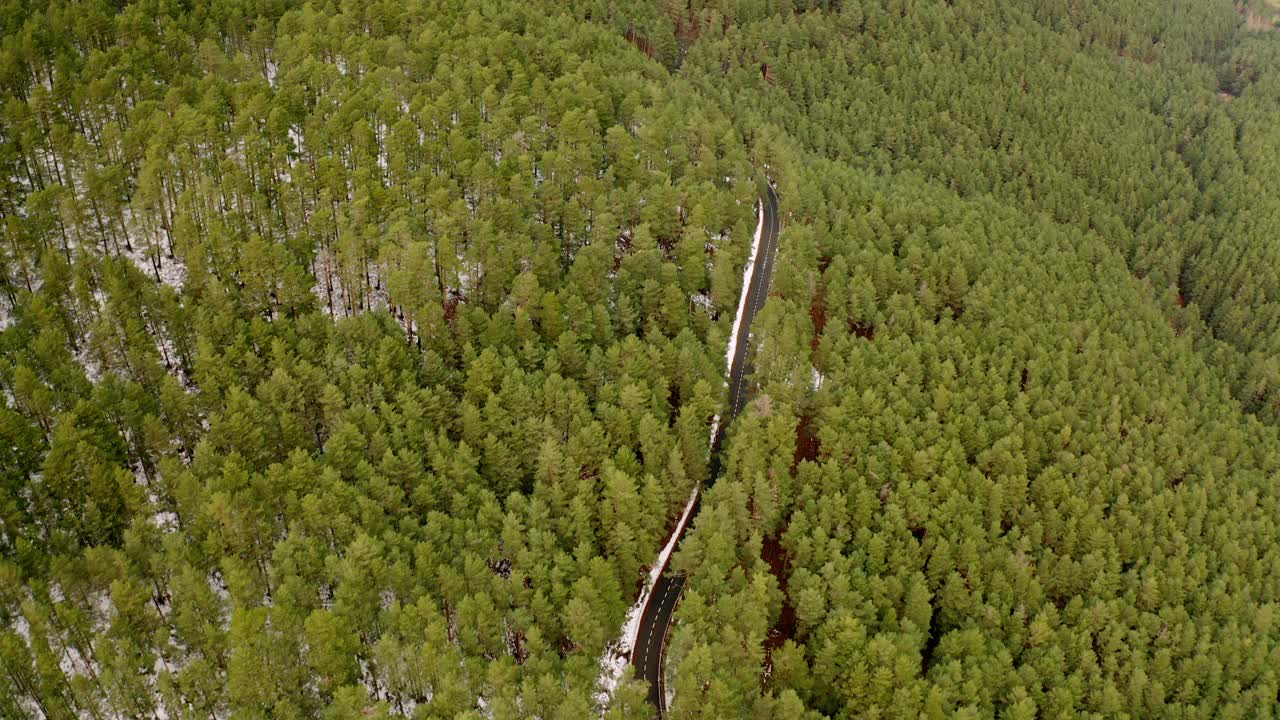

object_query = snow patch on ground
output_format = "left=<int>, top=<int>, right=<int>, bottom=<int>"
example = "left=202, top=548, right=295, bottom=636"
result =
left=312, top=250, right=393, bottom=318
left=595, top=483, right=700, bottom=708
left=812, top=366, right=824, bottom=390
left=209, top=573, right=231, bottom=606
left=706, top=231, right=724, bottom=253
left=120, top=207, right=187, bottom=290
left=35, top=584, right=118, bottom=692
left=122, top=242, right=186, bottom=290
left=393, top=698, right=418, bottom=717
left=454, top=264, right=474, bottom=297
left=13, top=612, right=30, bottom=642
left=76, top=341, right=104, bottom=384
left=152, top=509, right=180, bottom=531
left=92, top=589, right=114, bottom=627
left=376, top=122, right=388, bottom=172
left=140, top=467, right=181, bottom=532
left=691, top=292, right=714, bottom=316
left=594, top=644, right=631, bottom=708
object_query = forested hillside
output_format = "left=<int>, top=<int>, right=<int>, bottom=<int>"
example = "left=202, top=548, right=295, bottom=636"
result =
left=4, top=0, right=1280, bottom=718
left=588, top=1, right=1280, bottom=718
left=0, top=1, right=759, bottom=716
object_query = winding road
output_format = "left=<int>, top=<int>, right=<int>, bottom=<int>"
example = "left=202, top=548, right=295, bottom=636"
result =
left=630, top=183, right=781, bottom=715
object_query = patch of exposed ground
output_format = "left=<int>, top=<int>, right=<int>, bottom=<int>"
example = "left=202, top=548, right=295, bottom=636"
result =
left=809, top=292, right=826, bottom=354
left=1240, top=2, right=1279, bottom=31
left=793, top=415, right=820, bottom=470
left=760, top=533, right=797, bottom=684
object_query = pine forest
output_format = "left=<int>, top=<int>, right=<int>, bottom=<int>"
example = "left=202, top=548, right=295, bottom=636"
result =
left=3, top=1, right=1280, bottom=718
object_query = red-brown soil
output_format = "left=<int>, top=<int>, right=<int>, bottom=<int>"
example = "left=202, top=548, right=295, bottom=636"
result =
left=760, top=533, right=797, bottom=683
left=793, top=415, right=820, bottom=470
left=809, top=293, right=826, bottom=353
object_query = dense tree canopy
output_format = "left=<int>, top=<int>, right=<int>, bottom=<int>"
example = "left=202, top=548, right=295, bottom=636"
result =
left=0, top=0, right=761, bottom=716
left=624, top=2, right=1280, bottom=718
left=3, top=0, right=1280, bottom=718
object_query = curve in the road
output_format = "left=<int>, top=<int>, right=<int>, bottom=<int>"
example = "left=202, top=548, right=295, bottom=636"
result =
left=631, top=183, right=781, bottom=715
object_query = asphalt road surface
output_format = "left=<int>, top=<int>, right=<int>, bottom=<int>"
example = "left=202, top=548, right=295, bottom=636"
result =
left=631, top=183, right=781, bottom=715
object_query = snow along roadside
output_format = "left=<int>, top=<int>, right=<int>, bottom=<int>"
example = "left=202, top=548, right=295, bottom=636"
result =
left=595, top=198, right=766, bottom=708
left=724, top=200, right=766, bottom=372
